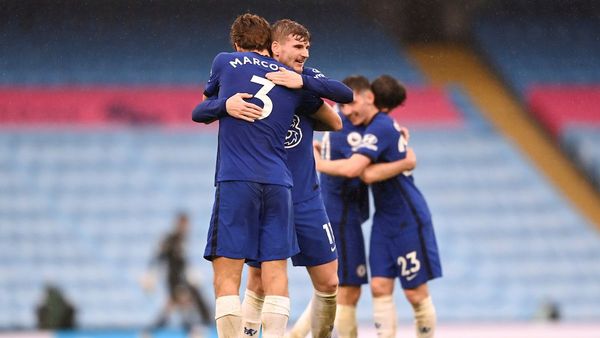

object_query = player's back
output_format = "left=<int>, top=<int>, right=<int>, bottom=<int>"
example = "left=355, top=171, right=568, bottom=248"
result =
left=363, top=113, right=431, bottom=235
left=205, top=52, right=321, bottom=187
left=320, top=113, right=370, bottom=224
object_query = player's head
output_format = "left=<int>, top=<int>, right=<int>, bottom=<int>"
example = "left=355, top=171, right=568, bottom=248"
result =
left=175, top=211, right=189, bottom=234
left=230, top=13, right=272, bottom=53
left=341, top=75, right=376, bottom=126
left=371, top=75, right=406, bottom=113
left=271, top=19, right=311, bottom=73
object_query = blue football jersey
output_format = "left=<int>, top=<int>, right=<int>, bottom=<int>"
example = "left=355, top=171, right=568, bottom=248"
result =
left=204, top=52, right=322, bottom=187
left=285, top=66, right=347, bottom=203
left=320, top=113, right=370, bottom=224
left=355, top=112, right=432, bottom=236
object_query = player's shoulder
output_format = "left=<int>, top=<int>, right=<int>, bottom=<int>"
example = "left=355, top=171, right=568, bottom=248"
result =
left=371, top=112, right=394, bottom=127
left=210, top=52, right=235, bottom=69
left=213, top=52, right=234, bottom=61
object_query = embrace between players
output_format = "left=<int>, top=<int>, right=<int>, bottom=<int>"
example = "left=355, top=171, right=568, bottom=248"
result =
left=191, top=13, right=442, bottom=338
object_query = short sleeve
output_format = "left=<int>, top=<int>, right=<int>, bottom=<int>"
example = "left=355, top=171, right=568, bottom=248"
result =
left=354, top=118, right=397, bottom=162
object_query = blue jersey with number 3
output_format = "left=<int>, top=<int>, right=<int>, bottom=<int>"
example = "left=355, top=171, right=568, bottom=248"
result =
left=205, top=52, right=322, bottom=187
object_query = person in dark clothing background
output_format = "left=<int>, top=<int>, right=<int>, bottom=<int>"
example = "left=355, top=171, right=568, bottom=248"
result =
left=143, top=212, right=212, bottom=332
left=36, top=284, right=76, bottom=329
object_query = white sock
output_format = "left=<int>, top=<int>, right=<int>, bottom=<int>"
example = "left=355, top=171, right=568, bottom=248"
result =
left=311, top=290, right=337, bottom=338
left=241, top=289, right=264, bottom=337
left=334, top=304, right=357, bottom=338
left=262, top=295, right=290, bottom=338
left=373, top=295, right=396, bottom=338
left=287, top=299, right=312, bottom=338
left=215, top=295, right=242, bottom=338
left=412, top=296, right=436, bottom=338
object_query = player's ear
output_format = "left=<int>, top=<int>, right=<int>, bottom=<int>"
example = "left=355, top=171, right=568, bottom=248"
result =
left=364, top=90, right=375, bottom=104
left=271, top=40, right=280, bottom=57
left=234, top=43, right=241, bottom=52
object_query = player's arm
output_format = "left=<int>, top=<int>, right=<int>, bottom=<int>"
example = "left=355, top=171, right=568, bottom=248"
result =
left=300, top=72, right=353, bottom=103
left=311, top=102, right=342, bottom=131
left=266, top=67, right=353, bottom=103
left=360, top=147, right=416, bottom=184
left=192, top=94, right=263, bottom=124
left=191, top=95, right=227, bottom=124
left=314, top=141, right=372, bottom=177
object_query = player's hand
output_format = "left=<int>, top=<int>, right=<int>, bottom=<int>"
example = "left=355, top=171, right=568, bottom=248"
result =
left=226, top=93, right=263, bottom=122
left=139, top=271, right=157, bottom=293
left=265, top=67, right=303, bottom=89
left=405, top=147, right=417, bottom=169
left=313, top=140, right=322, bottom=154
left=400, top=126, right=410, bottom=143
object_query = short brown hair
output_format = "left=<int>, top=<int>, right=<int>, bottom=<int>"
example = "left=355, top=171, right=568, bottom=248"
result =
left=271, top=19, right=310, bottom=43
left=371, top=75, right=406, bottom=111
left=342, top=75, right=371, bottom=93
left=230, top=13, right=272, bottom=51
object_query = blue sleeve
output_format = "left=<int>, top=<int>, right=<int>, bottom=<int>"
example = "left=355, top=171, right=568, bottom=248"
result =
left=355, top=119, right=398, bottom=162
left=296, top=91, right=324, bottom=117
left=301, top=67, right=353, bottom=103
left=203, top=53, right=226, bottom=97
left=191, top=97, right=227, bottom=124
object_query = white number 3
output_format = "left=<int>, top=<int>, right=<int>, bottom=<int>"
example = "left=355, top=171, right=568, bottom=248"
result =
left=250, top=75, right=275, bottom=119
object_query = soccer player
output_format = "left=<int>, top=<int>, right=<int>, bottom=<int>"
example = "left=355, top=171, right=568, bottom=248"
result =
left=192, top=14, right=325, bottom=338
left=305, top=76, right=416, bottom=338
left=193, top=18, right=352, bottom=338
left=314, top=75, right=442, bottom=338
left=241, top=19, right=348, bottom=338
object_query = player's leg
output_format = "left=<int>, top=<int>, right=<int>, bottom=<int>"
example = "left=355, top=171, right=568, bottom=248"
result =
left=332, top=217, right=368, bottom=338
left=335, top=286, right=361, bottom=338
left=287, top=196, right=339, bottom=338
left=370, top=277, right=396, bottom=338
left=203, top=181, right=262, bottom=338
left=212, top=257, right=245, bottom=338
left=258, top=184, right=298, bottom=338
left=306, top=260, right=338, bottom=338
left=404, top=283, right=436, bottom=338
left=287, top=261, right=338, bottom=338
left=241, top=265, right=264, bottom=337
left=261, top=259, right=290, bottom=338
left=393, top=222, right=442, bottom=338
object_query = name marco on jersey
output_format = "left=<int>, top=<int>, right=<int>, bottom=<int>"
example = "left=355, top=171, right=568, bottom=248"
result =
left=229, top=56, right=280, bottom=71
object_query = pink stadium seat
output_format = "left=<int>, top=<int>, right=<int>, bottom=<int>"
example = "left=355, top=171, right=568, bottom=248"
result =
left=527, top=85, right=600, bottom=137
left=0, top=87, right=210, bottom=127
left=1, top=86, right=463, bottom=127
left=389, top=87, right=463, bottom=126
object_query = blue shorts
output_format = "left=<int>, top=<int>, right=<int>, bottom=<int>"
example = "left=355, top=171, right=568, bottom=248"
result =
left=332, top=216, right=368, bottom=286
left=204, top=181, right=298, bottom=262
left=369, top=220, right=442, bottom=289
left=291, top=194, right=338, bottom=267
left=247, top=194, right=337, bottom=268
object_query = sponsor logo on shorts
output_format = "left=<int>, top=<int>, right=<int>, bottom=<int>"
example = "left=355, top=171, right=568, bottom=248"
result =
left=406, top=273, right=418, bottom=281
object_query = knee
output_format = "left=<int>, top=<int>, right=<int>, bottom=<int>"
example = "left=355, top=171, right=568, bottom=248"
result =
left=213, top=274, right=239, bottom=296
left=245, top=267, right=264, bottom=295
left=370, top=280, right=393, bottom=298
left=404, top=286, right=429, bottom=306
left=314, top=274, right=339, bottom=294
left=338, top=286, right=361, bottom=306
